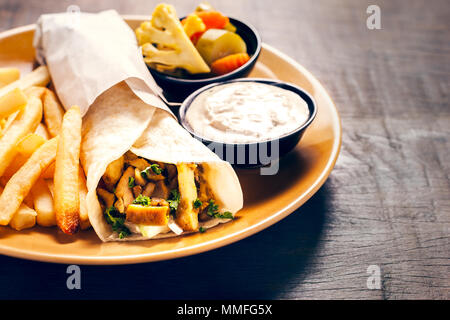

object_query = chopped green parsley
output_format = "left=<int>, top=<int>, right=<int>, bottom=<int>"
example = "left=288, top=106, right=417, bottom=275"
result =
left=167, top=189, right=180, bottom=214
left=206, top=200, right=234, bottom=219
left=193, top=199, right=203, bottom=209
left=141, top=164, right=162, bottom=180
left=128, top=176, right=135, bottom=188
left=133, top=194, right=151, bottom=206
left=104, top=206, right=130, bottom=239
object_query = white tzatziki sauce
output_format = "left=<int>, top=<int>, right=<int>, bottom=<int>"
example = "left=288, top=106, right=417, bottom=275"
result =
left=185, top=82, right=310, bottom=144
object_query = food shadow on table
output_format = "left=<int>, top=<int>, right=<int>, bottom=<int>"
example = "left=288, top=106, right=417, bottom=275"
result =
left=126, top=184, right=331, bottom=300
left=0, top=181, right=332, bottom=300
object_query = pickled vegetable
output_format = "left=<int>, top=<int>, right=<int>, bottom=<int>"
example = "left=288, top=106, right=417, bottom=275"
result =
left=195, top=11, right=229, bottom=30
left=224, top=22, right=237, bottom=33
left=195, top=29, right=247, bottom=65
left=136, top=4, right=210, bottom=74
left=211, top=53, right=250, bottom=75
left=181, top=14, right=206, bottom=38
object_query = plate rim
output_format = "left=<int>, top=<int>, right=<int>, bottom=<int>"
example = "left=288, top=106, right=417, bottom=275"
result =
left=0, top=19, right=342, bottom=265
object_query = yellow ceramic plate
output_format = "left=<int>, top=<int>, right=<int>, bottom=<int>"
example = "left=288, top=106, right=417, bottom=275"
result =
left=0, top=17, right=341, bottom=265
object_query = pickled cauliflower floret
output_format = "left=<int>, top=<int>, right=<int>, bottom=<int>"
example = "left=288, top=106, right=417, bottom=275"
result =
left=135, top=4, right=210, bottom=74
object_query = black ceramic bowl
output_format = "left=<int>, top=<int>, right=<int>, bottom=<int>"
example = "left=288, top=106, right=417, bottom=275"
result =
left=179, top=78, right=317, bottom=168
left=149, top=17, right=262, bottom=102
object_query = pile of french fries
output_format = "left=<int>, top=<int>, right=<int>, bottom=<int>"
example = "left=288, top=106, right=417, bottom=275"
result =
left=0, top=66, right=89, bottom=234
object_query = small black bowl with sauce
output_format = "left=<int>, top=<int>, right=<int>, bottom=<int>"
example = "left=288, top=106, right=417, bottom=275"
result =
left=179, top=78, right=317, bottom=168
left=149, top=17, right=262, bottom=103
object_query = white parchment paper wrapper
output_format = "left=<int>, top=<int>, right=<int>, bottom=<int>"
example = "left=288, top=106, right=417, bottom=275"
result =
left=33, top=10, right=243, bottom=241
left=33, top=9, right=169, bottom=116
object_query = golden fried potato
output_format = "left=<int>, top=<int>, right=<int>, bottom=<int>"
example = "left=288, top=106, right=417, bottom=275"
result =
left=35, top=123, right=50, bottom=140
left=0, top=112, right=17, bottom=137
left=9, top=203, right=37, bottom=231
left=0, top=66, right=50, bottom=98
left=16, top=133, right=46, bottom=157
left=41, top=162, right=55, bottom=179
left=24, top=86, right=47, bottom=100
left=46, top=179, right=54, bottom=195
left=23, top=193, right=34, bottom=209
left=0, top=87, right=27, bottom=119
left=42, top=89, right=65, bottom=137
left=1, top=133, right=47, bottom=180
left=2, top=153, right=28, bottom=180
left=31, top=178, right=56, bottom=227
left=0, top=97, right=42, bottom=177
left=0, top=137, right=58, bottom=225
left=54, top=106, right=82, bottom=235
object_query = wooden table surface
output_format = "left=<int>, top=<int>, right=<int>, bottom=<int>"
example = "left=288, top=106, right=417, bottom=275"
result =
left=0, top=0, right=448, bottom=300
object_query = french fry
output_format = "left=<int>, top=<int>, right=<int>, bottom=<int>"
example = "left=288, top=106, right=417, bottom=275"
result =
left=1, top=133, right=47, bottom=180
left=0, top=67, right=20, bottom=88
left=0, top=87, right=28, bottom=119
left=0, top=111, right=18, bottom=137
left=30, top=177, right=56, bottom=227
left=43, top=89, right=65, bottom=137
left=41, top=161, right=55, bottom=179
left=16, top=133, right=46, bottom=157
left=0, top=176, right=7, bottom=187
left=24, top=86, right=47, bottom=100
left=46, top=179, right=54, bottom=196
left=54, top=106, right=82, bottom=235
left=23, top=193, right=34, bottom=209
left=0, top=119, right=6, bottom=134
left=2, top=153, right=28, bottom=180
left=0, top=137, right=58, bottom=226
left=35, top=123, right=50, bottom=140
left=0, top=97, right=42, bottom=177
left=0, top=66, right=50, bottom=99
left=9, top=203, right=37, bottom=231
left=78, top=167, right=90, bottom=230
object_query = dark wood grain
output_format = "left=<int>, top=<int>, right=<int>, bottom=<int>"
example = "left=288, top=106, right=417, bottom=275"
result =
left=0, top=0, right=449, bottom=300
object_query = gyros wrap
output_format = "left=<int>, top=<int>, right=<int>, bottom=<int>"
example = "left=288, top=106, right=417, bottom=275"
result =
left=34, top=10, right=243, bottom=241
